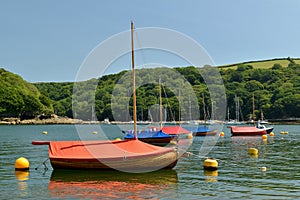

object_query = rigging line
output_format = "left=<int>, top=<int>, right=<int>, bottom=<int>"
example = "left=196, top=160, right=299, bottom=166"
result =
left=34, top=158, right=49, bottom=170
left=161, top=79, right=176, bottom=123
left=135, top=29, right=147, bottom=67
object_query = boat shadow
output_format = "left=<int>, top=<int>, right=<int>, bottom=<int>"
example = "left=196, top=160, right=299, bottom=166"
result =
left=49, top=169, right=178, bottom=199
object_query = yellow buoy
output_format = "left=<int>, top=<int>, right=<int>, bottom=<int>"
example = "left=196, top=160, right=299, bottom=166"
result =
left=15, top=157, right=30, bottom=171
left=261, top=166, right=267, bottom=172
left=219, top=132, right=224, bottom=137
left=92, top=131, right=98, bottom=134
left=115, top=138, right=121, bottom=141
left=284, top=131, right=288, bottom=134
left=169, top=140, right=177, bottom=145
left=248, top=148, right=258, bottom=155
left=203, top=158, right=218, bottom=170
left=270, top=132, right=274, bottom=137
left=262, top=134, right=267, bottom=140
left=42, top=131, right=47, bottom=135
left=187, top=133, right=193, bottom=139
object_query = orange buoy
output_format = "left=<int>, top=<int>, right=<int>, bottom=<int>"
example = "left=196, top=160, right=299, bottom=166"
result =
left=262, top=134, right=267, bottom=140
left=270, top=132, right=274, bottom=137
left=187, top=133, right=193, bottom=139
left=219, top=132, right=225, bottom=137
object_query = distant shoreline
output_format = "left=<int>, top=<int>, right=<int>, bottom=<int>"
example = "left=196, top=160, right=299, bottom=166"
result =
left=0, top=117, right=299, bottom=125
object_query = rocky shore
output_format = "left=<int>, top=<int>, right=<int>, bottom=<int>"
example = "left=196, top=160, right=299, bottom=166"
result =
left=0, top=115, right=83, bottom=125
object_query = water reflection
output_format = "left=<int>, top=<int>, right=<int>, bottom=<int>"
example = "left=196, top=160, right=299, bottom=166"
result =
left=204, top=170, right=218, bottom=182
left=15, top=170, right=29, bottom=197
left=49, top=169, right=178, bottom=199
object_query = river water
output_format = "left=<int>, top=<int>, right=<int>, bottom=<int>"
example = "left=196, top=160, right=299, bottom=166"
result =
left=0, top=124, right=299, bottom=199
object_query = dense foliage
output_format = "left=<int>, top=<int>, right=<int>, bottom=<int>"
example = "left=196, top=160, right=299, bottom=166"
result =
left=1, top=61, right=300, bottom=121
left=0, top=68, right=53, bottom=119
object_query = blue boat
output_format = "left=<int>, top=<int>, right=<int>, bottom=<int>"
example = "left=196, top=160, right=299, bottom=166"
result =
left=183, top=126, right=217, bottom=136
left=123, top=129, right=176, bottom=146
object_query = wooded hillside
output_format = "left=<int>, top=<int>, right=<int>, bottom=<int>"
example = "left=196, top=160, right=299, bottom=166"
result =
left=1, top=58, right=299, bottom=122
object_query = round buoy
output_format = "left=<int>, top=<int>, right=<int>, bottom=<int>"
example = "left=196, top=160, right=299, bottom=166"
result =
left=203, top=158, right=218, bottom=170
left=169, top=140, right=177, bottom=145
left=219, top=132, right=224, bottom=137
left=187, top=133, right=193, bottom=139
left=248, top=148, right=258, bottom=155
left=261, top=166, right=267, bottom=172
left=15, top=157, right=30, bottom=171
left=270, top=132, right=274, bottom=137
left=115, top=138, right=121, bottom=141
left=262, top=134, right=267, bottom=140
left=42, top=131, right=47, bottom=135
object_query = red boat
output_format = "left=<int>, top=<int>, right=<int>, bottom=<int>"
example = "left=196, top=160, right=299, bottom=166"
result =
left=230, top=126, right=267, bottom=136
left=32, top=140, right=178, bottom=171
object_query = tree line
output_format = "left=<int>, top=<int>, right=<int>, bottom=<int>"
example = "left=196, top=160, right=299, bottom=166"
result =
left=0, top=61, right=299, bottom=121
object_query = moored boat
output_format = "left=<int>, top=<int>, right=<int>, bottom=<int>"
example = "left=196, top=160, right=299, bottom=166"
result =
left=183, top=126, right=217, bottom=136
left=256, top=123, right=273, bottom=134
left=32, top=140, right=177, bottom=171
left=230, top=126, right=267, bottom=136
left=123, top=129, right=176, bottom=146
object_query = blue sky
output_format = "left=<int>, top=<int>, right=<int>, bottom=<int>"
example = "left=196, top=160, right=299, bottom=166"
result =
left=1, top=0, right=300, bottom=82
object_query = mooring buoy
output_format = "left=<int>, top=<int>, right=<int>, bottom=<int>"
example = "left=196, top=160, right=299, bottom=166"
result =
left=15, top=157, right=30, bottom=171
left=203, top=158, right=218, bottom=170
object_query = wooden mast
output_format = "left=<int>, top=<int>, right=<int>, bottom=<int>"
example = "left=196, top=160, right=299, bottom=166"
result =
left=159, top=78, right=163, bottom=129
left=252, top=94, right=255, bottom=122
left=202, top=93, right=207, bottom=125
left=131, top=21, right=137, bottom=139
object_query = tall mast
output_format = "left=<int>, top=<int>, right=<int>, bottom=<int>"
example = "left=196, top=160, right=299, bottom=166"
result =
left=131, top=21, right=137, bottom=139
left=159, top=78, right=163, bottom=129
left=189, top=96, right=192, bottom=121
left=178, top=89, right=181, bottom=124
left=235, top=95, right=239, bottom=122
left=252, top=94, right=255, bottom=121
left=202, top=93, right=206, bottom=125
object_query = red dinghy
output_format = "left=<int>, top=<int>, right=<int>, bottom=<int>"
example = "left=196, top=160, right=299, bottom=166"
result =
left=230, top=126, right=267, bottom=136
left=32, top=140, right=177, bottom=171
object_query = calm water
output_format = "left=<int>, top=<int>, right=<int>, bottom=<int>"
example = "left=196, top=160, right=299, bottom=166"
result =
left=0, top=124, right=299, bottom=199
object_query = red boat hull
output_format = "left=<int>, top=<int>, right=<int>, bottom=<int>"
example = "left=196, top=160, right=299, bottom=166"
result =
left=230, top=126, right=267, bottom=136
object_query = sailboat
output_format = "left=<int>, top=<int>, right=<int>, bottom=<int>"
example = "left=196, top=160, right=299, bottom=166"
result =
left=246, top=94, right=255, bottom=124
left=184, top=93, right=217, bottom=136
left=258, top=110, right=268, bottom=124
left=229, top=94, right=273, bottom=136
left=224, top=95, right=244, bottom=125
left=32, top=21, right=178, bottom=171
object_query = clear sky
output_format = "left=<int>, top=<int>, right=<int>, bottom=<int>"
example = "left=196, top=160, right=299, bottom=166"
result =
left=1, top=0, right=300, bottom=82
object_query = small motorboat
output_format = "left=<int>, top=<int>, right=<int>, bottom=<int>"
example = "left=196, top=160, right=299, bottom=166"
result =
left=256, top=123, right=273, bottom=134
